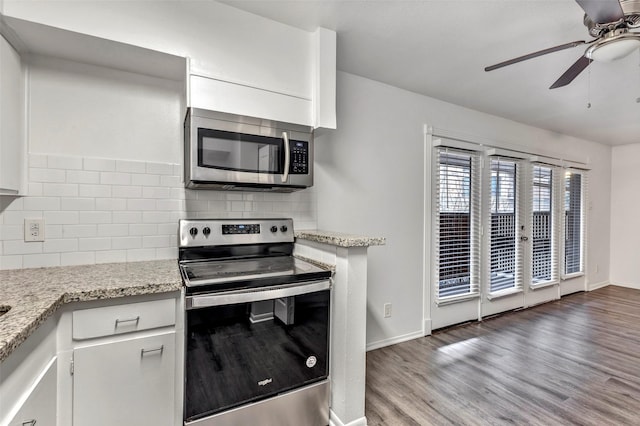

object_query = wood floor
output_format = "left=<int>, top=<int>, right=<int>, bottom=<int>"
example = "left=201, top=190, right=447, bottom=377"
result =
left=365, top=286, right=640, bottom=425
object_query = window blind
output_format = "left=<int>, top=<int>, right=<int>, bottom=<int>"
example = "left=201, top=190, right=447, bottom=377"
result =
left=531, top=165, right=558, bottom=285
left=487, top=158, right=521, bottom=293
left=434, top=148, right=481, bottom=301
left=564, top=170, right=584, bottom=275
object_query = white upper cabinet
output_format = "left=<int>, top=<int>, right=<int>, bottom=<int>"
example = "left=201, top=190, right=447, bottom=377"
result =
left=1, top=1, right=336, bottom=128
left=0, top=33, right=26, bottom=195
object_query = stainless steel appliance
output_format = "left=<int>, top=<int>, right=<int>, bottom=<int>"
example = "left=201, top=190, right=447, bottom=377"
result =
left=179, top=218, right=331, bottom=426
left=184, top=108, right=314, bottom=192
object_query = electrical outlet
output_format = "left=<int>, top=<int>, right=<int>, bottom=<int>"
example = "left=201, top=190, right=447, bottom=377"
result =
left=24, top=218, right=45, bottom=242
left=383, top=303, right=392, bottom=318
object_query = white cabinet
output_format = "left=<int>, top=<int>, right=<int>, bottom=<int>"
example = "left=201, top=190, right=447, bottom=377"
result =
left=0, top=33, right=26, bottom=195
left=68, top=296, right=179, bottom=426
left=5, top=358, right=57, bottom=426
left=72, top=332, right=176, bottom=426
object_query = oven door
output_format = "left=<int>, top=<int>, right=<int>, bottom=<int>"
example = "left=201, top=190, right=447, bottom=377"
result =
left=184, top=280, right=330, bottom=424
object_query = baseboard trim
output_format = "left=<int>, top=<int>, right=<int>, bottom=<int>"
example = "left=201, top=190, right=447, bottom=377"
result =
left=588, top=281, right=610, bottom=291
left=605, top=282, right=640, bottom=290
left=366, top=330, right=424, bottom=352
left=329, top=410, right=367, bottom=426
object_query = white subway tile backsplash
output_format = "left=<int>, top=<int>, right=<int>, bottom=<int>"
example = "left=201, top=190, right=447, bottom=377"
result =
left=48, top=155, right=83, bottom=170
left=1, top=154, right=316, bottom=269
left=30, top=168, right=66, bottom=183
left=45, top=211, right=79, bottom=225
left=29, top=154, right=48, bottom=168
left=95, top=198, right=127, bottom=211
left=42, top=183, right=79, bottom=198
left=79, top=237, right=111, bottom=251
left=61, top=198, right=95, bottom=211
left=100, top=172, right=131, bottom=185
left=112, top=236, right=142, bottom=250
left=1, top=225, right=23, bottom=240
left=43, top=239, right=78, bottom=253
left=126, top=248, right=156, bottom=262
left=4, top=240, right=43, bottom=255
left=61, top=251, right=95, bottom=266
left=116, top=160, right=146, bottom=174
left=112, top=185, right=142, bottom=198
left=46, top=225, right=63, bottom=239
left=127, top=199, right=156, bottom=211
left=3, top=211, right=42, bottom=225
left=79, top=211, right=112, bottom=224
left=0, top=255, right=23, bottom=269
left=23, top=253, right=60, bottom=268
left=97, top=224, right=129, bottom=237
left=63, top=224, right=97, bottom=238
left=129, top=224, right=157, bottom=236
left=146, top=162, right=174, bottom=175
left=143, top=186, right=171, bottom=199
left=132, top=174, right=160, bottom=186
left=78, top=184, right=112, bottom=198
left=67, top=170, right=101, bottom=184
left=28, top=183, right=43, bottom=196
left=84, top=158, right=115, bottom=172
left=95, top=250, right=127, bottom=264
left=112, top=211, right=142, bottom=224
left=23, top=197, right=61, bottom=211
left=143, top=235, right=172, bottom=248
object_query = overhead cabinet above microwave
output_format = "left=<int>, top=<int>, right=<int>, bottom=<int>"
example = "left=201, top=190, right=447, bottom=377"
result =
left=184, top=108, right=314, bottom=192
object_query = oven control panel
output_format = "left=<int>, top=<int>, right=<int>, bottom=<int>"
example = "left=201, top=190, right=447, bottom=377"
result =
left=179, top=218, right=294, bottom=247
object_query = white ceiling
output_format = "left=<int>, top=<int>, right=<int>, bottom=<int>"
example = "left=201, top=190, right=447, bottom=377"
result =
left=221, top=0, right=640, bottom=146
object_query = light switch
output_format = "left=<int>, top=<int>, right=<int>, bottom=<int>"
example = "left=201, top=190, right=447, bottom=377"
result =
left=24, top=218, right=45, bottom=242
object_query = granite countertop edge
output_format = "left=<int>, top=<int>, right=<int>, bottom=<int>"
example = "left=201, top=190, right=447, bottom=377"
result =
left=0, top=259, right=182, bottom=363
left=295, top=230, right=386, bottom=248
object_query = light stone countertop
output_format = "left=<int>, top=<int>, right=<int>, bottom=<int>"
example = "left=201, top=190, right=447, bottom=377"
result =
left=295, top=230, right=386, bottom=248
left=0, top=260, right=181, bottom=363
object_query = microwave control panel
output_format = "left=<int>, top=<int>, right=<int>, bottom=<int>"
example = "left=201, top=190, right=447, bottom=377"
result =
left=290, top=141, right=309, bottom=174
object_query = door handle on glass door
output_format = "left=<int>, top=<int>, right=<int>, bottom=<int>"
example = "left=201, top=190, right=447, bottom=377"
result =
left=520, top=236, right=529, bottom=242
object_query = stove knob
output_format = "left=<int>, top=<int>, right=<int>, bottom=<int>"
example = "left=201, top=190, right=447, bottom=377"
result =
left=270, top=226, right=278, bottom=233
left=280, top=225, right=288, bottom=232
left=189, top=227, right=198, bottom=237
left=202, top=227, right=211, bottom=237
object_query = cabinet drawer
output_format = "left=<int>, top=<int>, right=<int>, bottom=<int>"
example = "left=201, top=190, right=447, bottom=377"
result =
left=73, top=298, right=176, bottom=340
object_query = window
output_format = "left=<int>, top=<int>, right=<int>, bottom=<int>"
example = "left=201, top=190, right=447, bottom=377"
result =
left=434, top=149, right=480, bottom=300
left=531, top=165, right=556, bottom=285
left=489, top=158, right=519, bottom=293
left=564, top=171, right=584, bottom=275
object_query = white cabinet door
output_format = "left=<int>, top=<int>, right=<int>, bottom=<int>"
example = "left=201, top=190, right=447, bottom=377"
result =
left=6, top=358, right=57, bottom=426
left=72, top=332, right=176, bottom=426
left=0, top=34, right=25, bottom=195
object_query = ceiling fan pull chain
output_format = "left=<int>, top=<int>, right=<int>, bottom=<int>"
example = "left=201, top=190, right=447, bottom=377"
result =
left=587, top=65, right=592, bottom=109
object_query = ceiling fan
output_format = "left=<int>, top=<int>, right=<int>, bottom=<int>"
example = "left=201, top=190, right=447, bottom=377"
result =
left=485, top=0, right=640, bottom=89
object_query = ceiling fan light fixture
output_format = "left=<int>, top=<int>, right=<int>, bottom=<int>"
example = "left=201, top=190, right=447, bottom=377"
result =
left=586, top=38, right=640, bottom=62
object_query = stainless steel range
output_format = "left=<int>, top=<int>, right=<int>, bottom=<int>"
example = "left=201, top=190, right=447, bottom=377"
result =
left=179, top=218, right=332, bottom=426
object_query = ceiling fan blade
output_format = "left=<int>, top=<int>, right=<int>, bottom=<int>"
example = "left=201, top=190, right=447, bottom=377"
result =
left=485, top=41, right=587, bottom=72
left=549, top=56, right=593, bottom=89
left=574, top=0, right=624, bottom=23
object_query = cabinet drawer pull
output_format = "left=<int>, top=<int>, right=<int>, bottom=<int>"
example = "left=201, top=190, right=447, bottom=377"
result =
left=115, top=316, right=140, bottom=328
left=141, top=345, right=164, bottom=357
left=22, top=420, right=36, bottom=426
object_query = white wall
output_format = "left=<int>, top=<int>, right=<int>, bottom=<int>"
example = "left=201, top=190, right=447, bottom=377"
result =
left=316, top=71, right=612, bottom=349
left=610, top=144, right=640, bottom=288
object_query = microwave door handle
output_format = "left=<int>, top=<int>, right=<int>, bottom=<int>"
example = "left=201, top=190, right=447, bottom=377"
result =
left=282, top=131, right=290, bottom=183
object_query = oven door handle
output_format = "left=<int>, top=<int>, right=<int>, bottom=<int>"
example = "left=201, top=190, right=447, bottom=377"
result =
left=185, top=280, right=331, bottom=310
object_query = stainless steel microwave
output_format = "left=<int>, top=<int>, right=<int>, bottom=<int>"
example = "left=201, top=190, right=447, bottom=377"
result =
left=184, top=108, right=314, bottom=192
